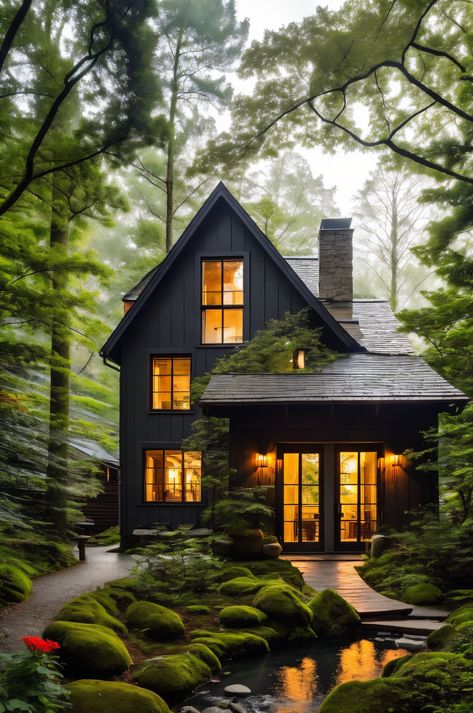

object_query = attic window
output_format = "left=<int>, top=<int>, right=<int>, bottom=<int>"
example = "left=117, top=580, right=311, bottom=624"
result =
left=202, top=259, right=244, bottom=344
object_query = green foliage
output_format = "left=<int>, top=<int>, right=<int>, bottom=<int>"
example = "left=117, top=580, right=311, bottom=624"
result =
left=55, top=595, right=127, bottom=635
left=126, top=601, right=185, bottom=641
left=219, top=605, right=267, bottom=628
left=253, top=584, right=313, bottom=624
left=402, top=583, right=443, bottom=606
left=240, top=558, right=305, bottom=590
left=0, top=646, right=70, bottom=713
left=68, top=679, right=170, bottom=713
left=218, top=566, right=255, bottom=582
left=132, top=653, right=212, bottom=700
left=89, top=527, right=120, bottom=546
left=42, top=620, right=131, bottom=679
left=0, top=564, right=32, bottom=604
left=184, top=604, right=211, bottom=614
left=308, top=589, right=360, bottom=638
left=190, top=629, right=270, bottom=659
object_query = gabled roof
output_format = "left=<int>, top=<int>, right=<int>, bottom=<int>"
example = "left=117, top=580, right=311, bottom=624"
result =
left=201, top=354, right=468, bottom=406
left=284, top=256, right=319, bottom=296
left=69, top=438, right=119, bottom=466
left=101, top=182, right=363, bottom=361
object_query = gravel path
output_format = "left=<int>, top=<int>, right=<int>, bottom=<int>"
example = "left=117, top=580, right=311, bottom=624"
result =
left=0, top=545, right=133, bottom=652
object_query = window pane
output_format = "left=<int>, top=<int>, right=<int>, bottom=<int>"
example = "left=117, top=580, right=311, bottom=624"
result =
left=173, top=358, right=191, bottom=375
left=202, top=309, right=222, bottom=343
left=340, top=452, right=358, bottom=485
left=153, top=358, right=171, bottom=375
left=223, top=260, right=244, bottom=305
left=164, top=450, right=182, bottom=502
left=144, top=450, right=164, bottom=502
left=173, top=392, right=191, bottom=410
left=173, top=375, right=190, bottom=392
left=283, top=453, right=299, bottom=484
left=155, top=392, right=172, bottom=410
left=360, top=452, right=377, bottom=483
left=202, top=261, right=222, bottom=306
left=284, top=520, right=298, bottom=542
left=223, top=308, right=243, bottom=343
left=301, top=506, right=319, bottom=542
left=302, top=453, right=319, bottom=484
left=184, top=451, right=201, bottom=502
left=301, top=485, right=319, bottom=505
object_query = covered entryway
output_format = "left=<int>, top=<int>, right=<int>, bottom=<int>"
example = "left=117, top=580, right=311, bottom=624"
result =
left=277, top=444, right=380, bottom=553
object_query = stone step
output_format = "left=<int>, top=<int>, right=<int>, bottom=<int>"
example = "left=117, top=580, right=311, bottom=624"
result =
left=361, top=618, right=444, bottom=636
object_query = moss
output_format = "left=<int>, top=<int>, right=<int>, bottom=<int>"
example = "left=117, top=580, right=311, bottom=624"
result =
left=126, top=601, right=185, bottom=641
left=133, top=653, right=211, bottom=700
left=102, top=586, right=137, bottom=612
left=219, top=605, right=267, bottom=628
left=68, top=680, right=170, bottom=713
left=447, top=604, right=473, bottom=626
left=185, top=604, right=211, bottom=614
left=86, top=591, right=120, bottom=616
left=218, top=566, right=255, bottom=582
left=186, top=643, right=222, bottom=672
left=308, top=589, right=360, bottom=638
left=43, top=620, right=131, bottom=678
left=269, top=621, right=317, bottom=643
left=191, top=629, right=270, bottom=659
left=218, top=576, right=270, bottom=597
left=262, top=535, right=278, bottom=544
left=229, top=528, right=264, bottom=559
left=55, top=595, right=127, bottom=635
left=237, top=625, right=282, bottom=645
left=402, top=583, right=443, bottom=605
left=394, top=650, right=460, bottom=677
left=427, top=623, right=456, bottom=650
left=318, top=678, right=411, bottom=713
left=253, top=584, right=313, bottom=624
left=242, top=559, right=304, bottom=590
left=0, top=563, right=32, bottom=603
left=382, top=654, right=413, bottom=677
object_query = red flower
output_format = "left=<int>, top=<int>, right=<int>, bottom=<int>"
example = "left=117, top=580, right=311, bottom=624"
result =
left=22, top=636, right=60, bottom=653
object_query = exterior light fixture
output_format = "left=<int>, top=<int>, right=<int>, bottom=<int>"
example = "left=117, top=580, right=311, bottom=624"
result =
left=391, top=454, right=401, bottom=469
left=293, top=349, right=305, bottom=370
left=256, top=453, right=268, bottom=468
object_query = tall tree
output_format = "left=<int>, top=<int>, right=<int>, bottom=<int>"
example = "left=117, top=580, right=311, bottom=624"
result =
left=135, top=0, right=248, bottom=251
left=353, top=165, right=430, bottom=309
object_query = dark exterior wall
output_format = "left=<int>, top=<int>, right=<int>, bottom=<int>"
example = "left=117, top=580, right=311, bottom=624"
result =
left=82, top=465, right=119, bottom=534
left=119, top=199, right=323, bottom=537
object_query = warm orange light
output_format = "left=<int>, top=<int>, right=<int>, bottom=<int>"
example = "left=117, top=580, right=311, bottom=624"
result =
left=293, top=349, right=305, bottom=369
left=391, top=454, right=400, bottom=468
left=256, top=453, right=268, bottom=468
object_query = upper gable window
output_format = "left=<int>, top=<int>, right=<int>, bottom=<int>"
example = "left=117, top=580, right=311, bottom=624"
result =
left=152, top=356, right=191, bottom=411
left=202, top=259, right=244, bottom=344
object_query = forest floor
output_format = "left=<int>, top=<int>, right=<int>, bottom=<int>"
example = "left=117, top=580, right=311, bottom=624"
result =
left=0, top=545, right=133, bottom=652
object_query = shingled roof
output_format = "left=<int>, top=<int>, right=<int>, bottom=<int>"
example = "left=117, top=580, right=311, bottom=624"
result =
left=200, top=354, right=467, bottom=405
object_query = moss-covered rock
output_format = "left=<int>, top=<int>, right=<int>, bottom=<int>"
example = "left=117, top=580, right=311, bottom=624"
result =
left=381, top=654, right=413, bottom=677
left=68, top=680, right=170, bottom=713
left=219, top=605, right=267, bottom=628
left=0, top=564, right=32, bottom=603
left=43, top=621, right=131, bottom=678
left=447, top=604, right=473, bottom=626
left=133, top=653, right=210, bottom=700
left=427, top=623, right=456, bottom=650
left=101, top=586, right=137, bottom=612
left=308, top=589, right=360, bottom=638
left=185, top=604, right=211, bottom=614
left=87, top=590, right=120, bottom=616
left=241, top=559, right=304, bottom=590
left=191, top=629, right=270, bottom=659
left=126, top=601, right=185, bottom=641
left=262, top=535, right=278, bottom=545
left=269, top=621, right=317, bottom=643
left=318, top=677, right=411, bottom=713
left=218, top=576, right=270, bottom=597
left=402, top=583, right=443, bottom=605
left=55, top=595, right=127, bottom=635
left=218, top=566, right=255, bottom=582
left=253, top=584, right=312, bottom=624
left=186, top=643, right=222, bottom=672
left=229, top=528, right=264, bottom=559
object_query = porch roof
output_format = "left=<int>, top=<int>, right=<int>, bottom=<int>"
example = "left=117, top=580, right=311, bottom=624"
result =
left=200, top=354, right=467, bottom=405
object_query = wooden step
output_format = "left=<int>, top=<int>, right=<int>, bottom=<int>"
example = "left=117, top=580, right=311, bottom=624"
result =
left=361, top=619, right=444, bottom=636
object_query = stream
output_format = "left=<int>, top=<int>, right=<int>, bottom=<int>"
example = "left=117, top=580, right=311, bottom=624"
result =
left=185, top=636, right=408, bottom=713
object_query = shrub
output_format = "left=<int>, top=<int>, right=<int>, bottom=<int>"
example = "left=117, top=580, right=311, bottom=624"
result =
left=308, top=589, right=360, bottom=638
left=43, top=620, right=132, bottom=678
left=219, top=605, right=267, bottom=628
left=0, top=564, right=32, bottom=603
left=68, top=680, right=170, bottom=713
left=253, top=584, right=312, bottom=624
left=402, top=583, right=443, bottom=605
left=126, top=601, right=185, bottom=641
left=55, top=595, right=127, bottom=634
left=191, top=629, right=270, bottom=659
left=133, top=653, right=211, bottom=699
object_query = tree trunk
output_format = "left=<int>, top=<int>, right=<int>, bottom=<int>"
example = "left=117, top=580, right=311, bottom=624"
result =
left=46, top=180, right=70, bottom=538
left=165, top=29, right=183, bottom=253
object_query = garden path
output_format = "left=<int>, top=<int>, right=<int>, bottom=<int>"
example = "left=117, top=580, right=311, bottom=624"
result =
left=0, top=546, right=133, bottom=652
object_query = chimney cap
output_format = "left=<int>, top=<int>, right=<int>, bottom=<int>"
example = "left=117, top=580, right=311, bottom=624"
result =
left=320, top=217, right=352, bottom=231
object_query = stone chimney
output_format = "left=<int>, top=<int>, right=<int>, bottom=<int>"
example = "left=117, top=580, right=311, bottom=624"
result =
left=318, top=218, right=353, bottom=301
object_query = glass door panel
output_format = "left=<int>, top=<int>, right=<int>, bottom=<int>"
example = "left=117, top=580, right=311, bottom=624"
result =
left=337, top=450, right=378, bottom=547
left=282, top=450, right=320, bottom=547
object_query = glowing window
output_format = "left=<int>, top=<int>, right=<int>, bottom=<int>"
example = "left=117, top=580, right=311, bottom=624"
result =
left=144, top=449, right=201, bottom=503
left=151, top=357, right=191, bottom=411
left=202, top=259, right=244, bottom=344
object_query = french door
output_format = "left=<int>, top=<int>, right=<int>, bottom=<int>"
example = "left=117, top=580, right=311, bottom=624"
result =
left=335, top=448, right=379, bottom=551
left=278, top=446, right=323, bottom=551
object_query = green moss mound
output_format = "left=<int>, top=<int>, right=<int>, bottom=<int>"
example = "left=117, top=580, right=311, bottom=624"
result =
left=319, top=677, right=410, bottom=713
left=0, top=564, right=32, bottom=603
left=402, top=583, right=443, bottom=605
left=126, top=601, right=185, bottom=641
left=218, top=566, right=255, bottom=582
left=269, top=621, right=317, bottom=643
left=262, top=535, right=278, bottom=545
left=394, top=650, right=459, bottom=677
left=229, top=528, right=264, bottom=559
left=218, top=576, right=270, bottom=597
left=68, top=680, right=170, bottom=713
left=381, top=654, right=413, bottom=677
left=87, top=590, right=120, bottom=616
left=241, top=559, right=304, bottom=589
left=55, top=595, right=127, bottom=635
left=133, top=653, right=210, bottom=700
left=308, top=589, right=360, bottom=638
left=237, top=625, right=282, bottom=645
left=253, top=584, right=312, bottom=624
left=43, top=620, right=131, bottom=678
left=99, top=586, right=137, bottom=612
left=219, top=605, right=267, bottom=628
left=185, top=604, right=211, bottom=614
left=427, top=623, right=456, bottom=650
left=191, top=629, right=270, bottom=659
left=186, top=643, right=222, bottom=672
left=447, top=604, right=473, bottom=626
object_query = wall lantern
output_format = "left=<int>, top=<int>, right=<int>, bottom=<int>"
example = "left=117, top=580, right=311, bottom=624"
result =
left=293, top=349, right=305, bottom=370
left=391, top=454, right=401, bottom=469
left=256, top=453, right=268, bottom=468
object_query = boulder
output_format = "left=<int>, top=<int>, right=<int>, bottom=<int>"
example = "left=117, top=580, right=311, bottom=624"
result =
left=126, top=601, right=185, bottom=641
left=219, top=605, right=267, bottom=628
left=229, top=529, right=264, bottom=559
left=308, top=589, right=360, bottom=638
left=186, top=643, right=222, bottom=672
left=191, top=629, right=270, bottom=659
left=218, top=566, right=255, bottom=583
left=253, top=584, right=312, bottom=624
left=218, top=577, right=269, bottom=597
left=43, top=620, right=131, bottom=678
left=56, top=595, right=127, bottom=634
left=402, top=583, right=443, bottom=605
left=262, top=543, right=282, bottom=559
left=0, top=564, right=32, bottom=603
left=223, top=684, right=251, bottom=695
left=133, top=653, right=211, bottom=700
left=68, top=680, right=170, bottom=713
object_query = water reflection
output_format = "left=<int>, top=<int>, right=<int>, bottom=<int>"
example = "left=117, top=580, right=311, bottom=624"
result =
left=276, top=657, right=317, bottom=712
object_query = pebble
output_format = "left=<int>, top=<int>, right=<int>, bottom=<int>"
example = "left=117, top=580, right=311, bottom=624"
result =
left=224, top=684, right=252, bottom=695
left=395, top=637, right=426, bottom=652
left=180, top=707, right=200, bottom=713
left=223, top=671, right=232, bottom=676
left=216, top=701, right=231, bottom=709
left=228, top=703, right=248, bottom=713
left=203, top=707, right=230, bottom=713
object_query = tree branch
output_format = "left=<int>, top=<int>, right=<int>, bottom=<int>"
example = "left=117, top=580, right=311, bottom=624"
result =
left=0, top=0, right=32, bottom=74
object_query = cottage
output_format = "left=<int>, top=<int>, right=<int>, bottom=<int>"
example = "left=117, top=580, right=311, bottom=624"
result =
left=101, top=182, right=466, bottom=551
